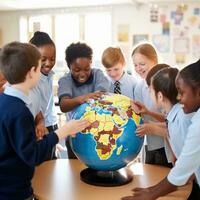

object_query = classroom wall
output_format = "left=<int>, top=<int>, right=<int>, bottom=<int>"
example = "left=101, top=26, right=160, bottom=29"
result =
left=0, top=2, right=200, bottom=70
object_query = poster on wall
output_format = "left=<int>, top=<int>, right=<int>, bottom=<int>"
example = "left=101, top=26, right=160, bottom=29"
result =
left=192, top=35, right=200, bottom=58
left=132, top=34, right=149, bottom=46
left=150, top=7, right=159, bottom=22
left=173, top=38, right=189, bottom=54
left=117, top=24, right=129, bottom=42
left=162, top=22, right=170, bottom=35
left=152, top=34, right=170, bottom=53
left=175, top=54, right=186, bottom=64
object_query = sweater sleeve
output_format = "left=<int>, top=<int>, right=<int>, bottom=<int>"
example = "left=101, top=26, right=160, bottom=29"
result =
left=8, top=111, right=59, bottom=167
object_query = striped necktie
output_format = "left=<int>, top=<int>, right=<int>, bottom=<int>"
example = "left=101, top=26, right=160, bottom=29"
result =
left=114, top=81, right=121, bottom=94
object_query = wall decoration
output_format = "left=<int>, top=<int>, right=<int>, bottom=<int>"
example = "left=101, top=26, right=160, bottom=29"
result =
left=192, top=35, right=200, bottom=58
left=152, top=34, right=170, bottom=53
left=177, top=4, right=188, bottom=13
left=170, top=11, right=176, bottom=19
left=194, top=8, right=200, bottom=15
left=173, top=27, right=189, bottom=38
left=150, top=6, right=159, bottom=22
left=188, top=16, right=199, bottom=26
left=132, top=34, right=149, bottom=46
left=33, top=22, right=41, bottom=33
left=174, top=12, right=183, bottom=25
left=175, top=54, right=186, bottom=64
left=163, top=22, right=170, bottom=35
left=117, top=24, right=129, bottom=42
left=160, top=14, right=166, bottom=23
left=174, top=38, right=189, bottom=54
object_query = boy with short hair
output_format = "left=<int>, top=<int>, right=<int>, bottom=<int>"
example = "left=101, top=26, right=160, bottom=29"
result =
left=0, top=42, right=89, bottom=200
left=102, top=47, right=138, bottom=99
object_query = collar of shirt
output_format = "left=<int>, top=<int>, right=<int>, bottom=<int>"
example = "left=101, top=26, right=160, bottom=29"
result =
left=111, top=71, right=128, bottom=85
left=4, top=85, right=31, bottom=106
left=71, top=70, right=94, bottom=87
left=40, top=71, right=55, bottom=82
left=166, top=103, right=181, bottom=123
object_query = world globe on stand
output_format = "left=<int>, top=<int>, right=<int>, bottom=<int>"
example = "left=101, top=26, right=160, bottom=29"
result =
left=70, top=93, right=144, bottom=186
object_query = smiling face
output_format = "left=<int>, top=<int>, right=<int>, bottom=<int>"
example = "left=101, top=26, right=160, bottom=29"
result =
left=176, top=76, right=200, bottom=113
left=70, top=57, right=92, bottom=83
left=38, top=44, right=56, bottom=75
left=132, top=53, right=156, bottom=79
left=105, top=62, right=124, bottom=81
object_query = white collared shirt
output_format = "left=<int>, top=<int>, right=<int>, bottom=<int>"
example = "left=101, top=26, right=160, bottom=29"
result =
left=109, top=71, right=139, bottom=100
left=36, top=71, right=57, bottom=126
left=167, top=103, right=193, bottom=158
left=168, top=108, right=200, bottom=186
left=4, top=85, right=30, bottom=105
left=134, top=79, right=164, bottom=150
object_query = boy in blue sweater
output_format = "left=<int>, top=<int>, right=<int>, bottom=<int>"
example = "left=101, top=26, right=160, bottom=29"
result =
left=0, top=42, right=89, bottom=200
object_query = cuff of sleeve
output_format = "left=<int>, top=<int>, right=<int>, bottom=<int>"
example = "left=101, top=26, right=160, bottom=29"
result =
left=47, top=131, right=59, bottom=146
left=167, top=172, right=187, bottom=186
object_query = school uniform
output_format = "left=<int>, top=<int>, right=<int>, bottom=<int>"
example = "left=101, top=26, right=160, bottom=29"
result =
left=168, top=108, right=200, bottom=198
left=5, top=84, right=41, bottom=119
left=109, top=71, right=138, bottom=99
left=58, top=68, right=110, bottom=158
left=0, top=86, right=58, bottom=200
left=166, top=103, right=193, bottom=158
left=134, top=79, right=168, bottom=166
left=28, top=86, right=41, bottom=118
left=36, top=72, right=57, bottom=131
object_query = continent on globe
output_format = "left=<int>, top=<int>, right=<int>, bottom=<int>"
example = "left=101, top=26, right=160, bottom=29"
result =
left=71, top=93, right=143, bottom=171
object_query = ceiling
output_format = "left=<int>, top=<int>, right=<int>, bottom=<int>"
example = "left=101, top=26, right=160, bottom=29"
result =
left=0, top=0, right=198, bottom=11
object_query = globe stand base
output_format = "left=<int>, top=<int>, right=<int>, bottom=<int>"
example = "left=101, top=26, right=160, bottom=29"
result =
left=80, top=167, right=133, bottom=187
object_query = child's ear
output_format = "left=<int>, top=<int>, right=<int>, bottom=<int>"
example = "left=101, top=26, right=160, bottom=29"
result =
left=28, top=66, right=36, bottom=79
left=157, top=91, right=164, bottom=102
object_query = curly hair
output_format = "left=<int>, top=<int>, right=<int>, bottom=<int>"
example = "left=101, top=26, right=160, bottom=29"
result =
left=65, top=42, right=93, bottom=68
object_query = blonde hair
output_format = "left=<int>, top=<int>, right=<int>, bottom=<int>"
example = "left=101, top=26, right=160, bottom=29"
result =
left=131, top=43, right=158, bottom=64
left=102, top=47, right=125, bottom=68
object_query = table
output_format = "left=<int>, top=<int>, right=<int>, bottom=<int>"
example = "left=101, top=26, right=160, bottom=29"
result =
left=32, top=159, right=192, bottom=200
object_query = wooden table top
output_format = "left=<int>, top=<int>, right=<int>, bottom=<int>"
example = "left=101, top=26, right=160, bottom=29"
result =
left=32, top=159, right=192, bottom=200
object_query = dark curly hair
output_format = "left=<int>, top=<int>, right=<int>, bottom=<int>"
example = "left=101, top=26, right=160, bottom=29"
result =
left=29, top=31, right=55, bottom=47
left=65, top=42, right=93, bottom=68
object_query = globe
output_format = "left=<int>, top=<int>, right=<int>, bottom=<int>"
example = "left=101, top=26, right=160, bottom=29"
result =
left=70, top=93, right=144, bottom=186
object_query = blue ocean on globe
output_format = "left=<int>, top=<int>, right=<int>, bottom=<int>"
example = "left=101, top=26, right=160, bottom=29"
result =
left=70, top=93, right=144, bottom=171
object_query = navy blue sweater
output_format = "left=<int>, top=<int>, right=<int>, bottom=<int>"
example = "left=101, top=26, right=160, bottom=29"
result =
left=0, top=94, right=59, bottom=200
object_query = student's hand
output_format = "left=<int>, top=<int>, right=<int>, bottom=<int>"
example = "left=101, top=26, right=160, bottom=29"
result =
left=55, top=119, right=90, bottom=140
left=121, top=187, right=156, bottom=200
left=78, top=91, right=105, bottom=104
left=35, top=123, right=48, bottom=140
left=131, top=101, right=148, bottom=115
left=136, top=123, right=156, bottom=137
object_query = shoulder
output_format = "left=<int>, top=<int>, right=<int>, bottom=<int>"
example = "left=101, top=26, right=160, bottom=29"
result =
left=124, top=72, right=139, bottom=83
left=92, top=68, right=109, bottom=82
left=191, top=108, right=200, bottom=123
left=134, top=79, right=146, bottom=91
left=92, top=68, right=105, bottom=77
left=0, top=94, right=32, bottom=120
left=58, top=72, right=72, bottom=85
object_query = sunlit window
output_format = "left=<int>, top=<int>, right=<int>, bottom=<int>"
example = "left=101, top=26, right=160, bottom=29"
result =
left=84, top=12, right=111, bottom=68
